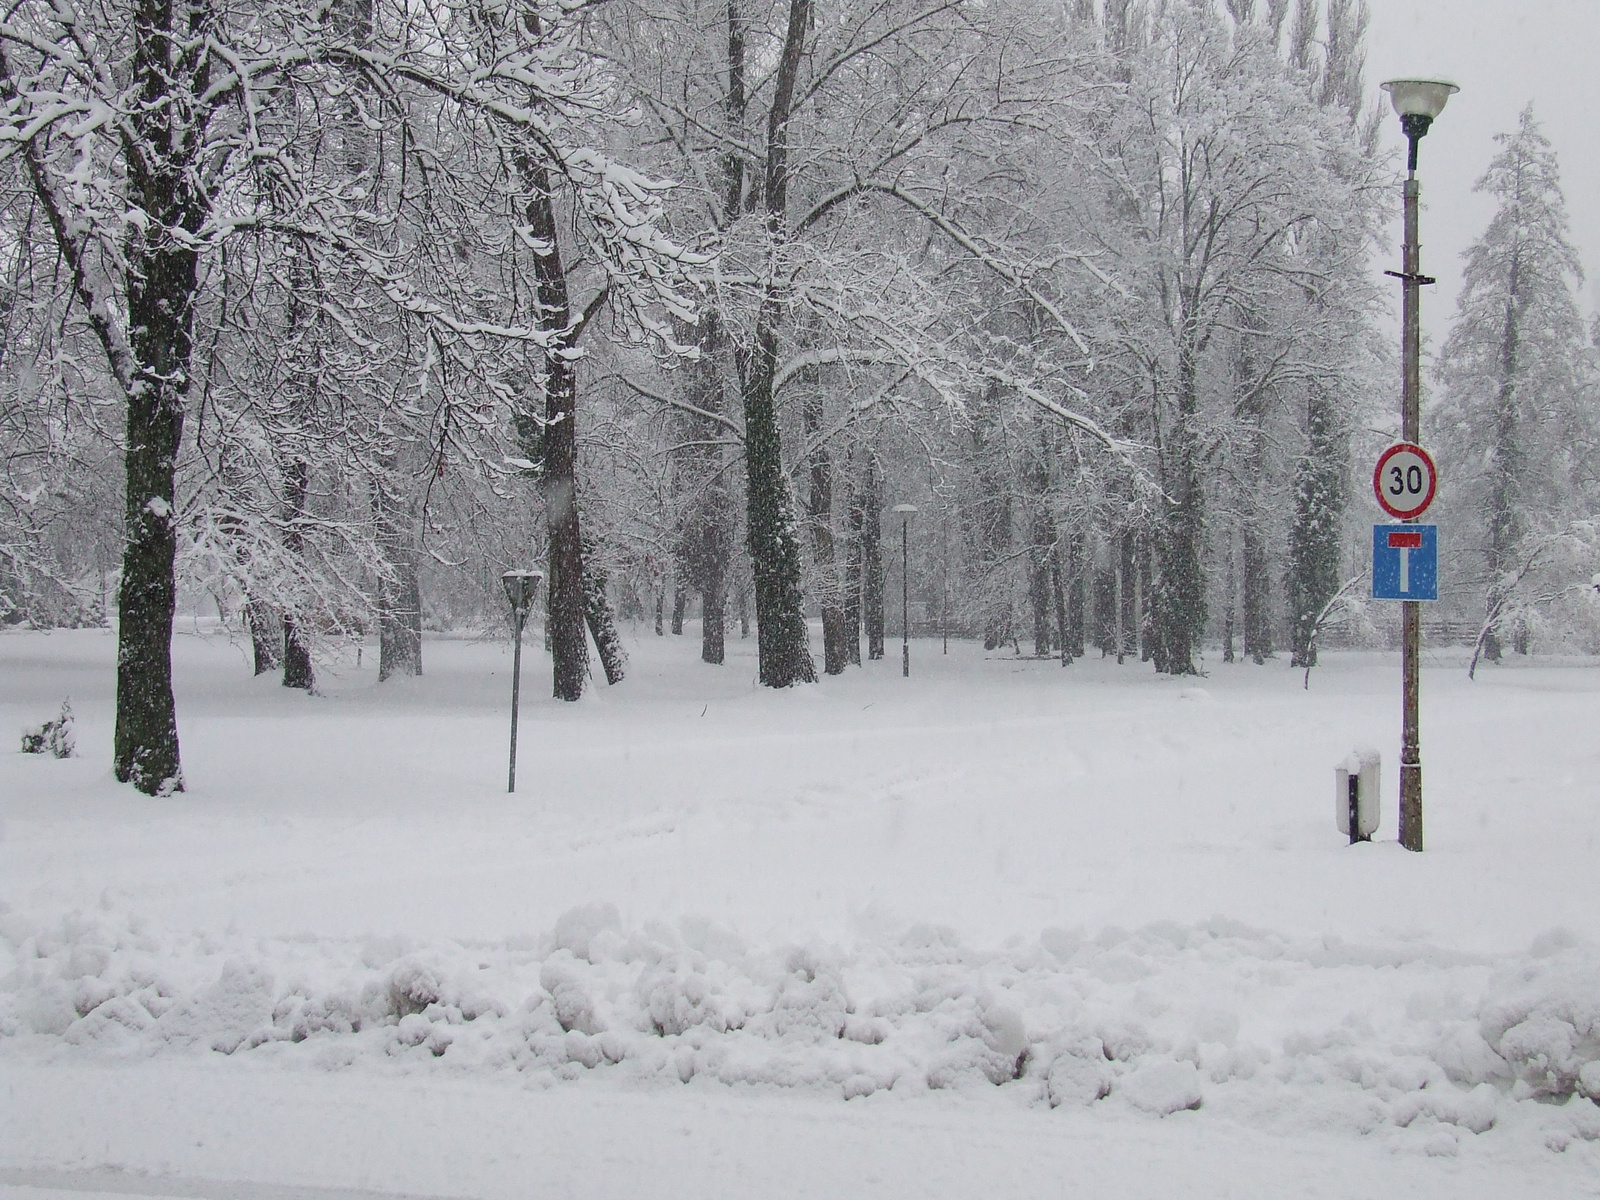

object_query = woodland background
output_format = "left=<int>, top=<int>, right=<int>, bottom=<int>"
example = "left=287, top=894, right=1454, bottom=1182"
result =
left=1, top=0, right=1596, bottom=793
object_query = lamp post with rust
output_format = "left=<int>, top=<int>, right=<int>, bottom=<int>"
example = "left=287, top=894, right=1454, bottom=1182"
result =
left=1379, top=77, right=1457, bottom=852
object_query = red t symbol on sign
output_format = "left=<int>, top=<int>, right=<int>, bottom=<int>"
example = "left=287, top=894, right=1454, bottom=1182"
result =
left=1388, top=530, right=1422, bottom=593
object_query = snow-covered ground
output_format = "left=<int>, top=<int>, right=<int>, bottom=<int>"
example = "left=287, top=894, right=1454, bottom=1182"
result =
left=3, top=625, right=1600, bottom=1198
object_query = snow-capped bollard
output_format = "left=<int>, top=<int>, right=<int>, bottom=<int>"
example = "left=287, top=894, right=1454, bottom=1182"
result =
left=1337, top=749, right=1380, bottom=844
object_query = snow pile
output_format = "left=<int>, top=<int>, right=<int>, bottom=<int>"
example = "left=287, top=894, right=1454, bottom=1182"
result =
left=6, top=900, right=1600, bottom=1152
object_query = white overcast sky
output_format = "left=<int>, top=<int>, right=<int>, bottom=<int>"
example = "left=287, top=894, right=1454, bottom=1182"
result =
left=1364, top=0, right=1600, bottom=324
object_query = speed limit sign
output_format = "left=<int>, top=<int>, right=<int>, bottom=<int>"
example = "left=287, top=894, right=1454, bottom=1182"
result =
left=1373, top=443, right=1437, bottom=520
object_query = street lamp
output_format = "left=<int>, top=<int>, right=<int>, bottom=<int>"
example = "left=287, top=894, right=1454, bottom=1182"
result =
left=502, top=569, right=542, bottom=793
left=1380, top=76, right=1456, bottom=852
left=892, top=504, right=918, bottom=676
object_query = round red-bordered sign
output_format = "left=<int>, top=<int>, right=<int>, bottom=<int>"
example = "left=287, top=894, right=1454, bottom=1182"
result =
left=1373, top=442, right=1437, bottom=520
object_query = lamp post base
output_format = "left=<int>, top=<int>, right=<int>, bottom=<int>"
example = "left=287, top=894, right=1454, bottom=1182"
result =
left=1399, top=761, right=1422, bottom=851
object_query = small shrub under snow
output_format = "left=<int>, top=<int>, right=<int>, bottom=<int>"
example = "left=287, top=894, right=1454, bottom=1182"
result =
left=19, top=701, right=74, bottom=758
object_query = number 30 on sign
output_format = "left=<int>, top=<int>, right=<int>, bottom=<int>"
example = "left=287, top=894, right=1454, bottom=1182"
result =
left=1373, top=442, right=1437, bottom=521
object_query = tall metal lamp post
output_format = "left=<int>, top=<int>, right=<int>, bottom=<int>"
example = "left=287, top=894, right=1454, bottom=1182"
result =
left=892, top=504, right=918, bottom=676
left=1380, top=77, right=1457, bottom=852
left=502, top=569, right=542, bottom=793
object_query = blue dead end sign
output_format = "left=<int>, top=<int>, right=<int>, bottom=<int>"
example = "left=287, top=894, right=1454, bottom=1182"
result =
left=1373, top=525, right=1437, bottom=601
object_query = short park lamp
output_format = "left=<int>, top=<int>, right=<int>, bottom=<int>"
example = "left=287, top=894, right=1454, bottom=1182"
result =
left=502, top=569, right=542, bottom=794
left=891, top=504, right=918, bottom=677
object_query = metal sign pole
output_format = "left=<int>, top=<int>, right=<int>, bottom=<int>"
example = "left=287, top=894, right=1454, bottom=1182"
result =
left=1381, top=77, right=1456, bottom=850
left=1400, top=174, right=1424, bottom=852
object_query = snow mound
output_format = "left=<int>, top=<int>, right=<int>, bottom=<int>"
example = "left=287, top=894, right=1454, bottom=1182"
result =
left=5, top=904, right=1600, bottom=1152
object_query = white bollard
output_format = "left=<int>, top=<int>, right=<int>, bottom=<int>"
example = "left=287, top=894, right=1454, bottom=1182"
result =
left=1337, top=749, right=1381, bottom=843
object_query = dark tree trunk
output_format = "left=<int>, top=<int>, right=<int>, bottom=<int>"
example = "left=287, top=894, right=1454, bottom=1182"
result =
left=1027, top=418, right=1056, bottom=658
left=1050, top=545, right=1068, bottom=665
left=1241, top=525, right=1271, bottom=664
left=520, top=153, right=587, bottom=699
left=1138, top=538, right=1155, bottom=663
left=1030, top=541, right=1052, bottom=656
left=582, top=533, right=626, bottom=685
left=743, top=342, right=814, bottom=685
left=675, top=314, right=734, bottom=666
left=1066, top=532, right=1086, bottom=658
left=110, top=0, right=216, bottom=793
left=1223, top=527, right=1236, bottom=664
left=1094, top=546, right=1116, bottom=657
left=116, top=270, right=188, bottom=792
left=1118, top=530, right=1138, bottom=663
left=543, top=353, right=586, bottom=699
left=1236, top=326, right=1272, bottom=665
left=737, top=0, right=815, bottom=688
left=655, top=588, right=665, bottom=636
left=280, top=296, right=315, bottom=691
left=843, top=474, right=863, bottom=665
left=280, top=438, right=314, bottom=691
left=1152, top=347, right=1205, bottom=675
left=970, top=399, right=1014, bottom=653
left=376, top=477, right=423, bottom=681
left=671, top=584, right=686, bottom=635
left=248, top=601, right=283, bottom=675
left=862, top=455, right=885, bottom=660
left=701, top=556, right=726, bottom=664
left=282, top=616, right=314, bottom=690
left=802, top=358, right=847, bottom=675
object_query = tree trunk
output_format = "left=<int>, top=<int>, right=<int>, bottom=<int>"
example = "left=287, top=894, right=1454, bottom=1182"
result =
left=1241, top=525, right=1271, bottom=664
left=1118, top=530, right=1138, bottom=663
left=543, top=353, right=586, bottom=699
left=116, top=269, right=188, bottom=792
left=582, top=533, right=626, bottom=685
left=677, top=314, right=734, bottom=666
left=671, top=583, right=686, bottom=635
left=701, top=549, right=727, bottom=664
left=247, top=601, right=283, bottom=675
left=862, top=455, right=885, bottom=660
left=111, top=0, right=211, bottom=793
left=1050, top=544, right=1068, bottom=665
left=1236, top=326, right=1272, bottom=665
left=1030, top=537, right=1052, bottom=656
left=1153, top=346, right=1205, bottom=675
left=843, top=473, right=863, bottom=665
left=280, top=260, right=316, bottom=692
left=1066, top=532, right=1086, bottom=658
left=1094, top=555, right=1116, bottom=657
left=803, top=357, right=847, bottom=675
left=375, top=473, right=423, bottom=682
left=738, top=0, right=815, bottom=688
left=521, top=154, right=586, bottom=699
left=281, top=455, right=315, bottom=691
left=1223, top=526, right=1236, bottom=664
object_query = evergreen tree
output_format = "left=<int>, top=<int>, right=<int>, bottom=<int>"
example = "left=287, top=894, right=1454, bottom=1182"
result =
left=1436, top=106, right=1590, bottom=660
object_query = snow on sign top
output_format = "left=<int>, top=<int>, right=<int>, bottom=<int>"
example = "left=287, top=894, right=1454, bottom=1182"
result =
left=1372, top=442, right=1437, bottom=520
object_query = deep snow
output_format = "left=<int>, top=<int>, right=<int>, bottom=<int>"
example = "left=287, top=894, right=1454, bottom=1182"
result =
left=3, top=625, right=1600, bottom=1197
